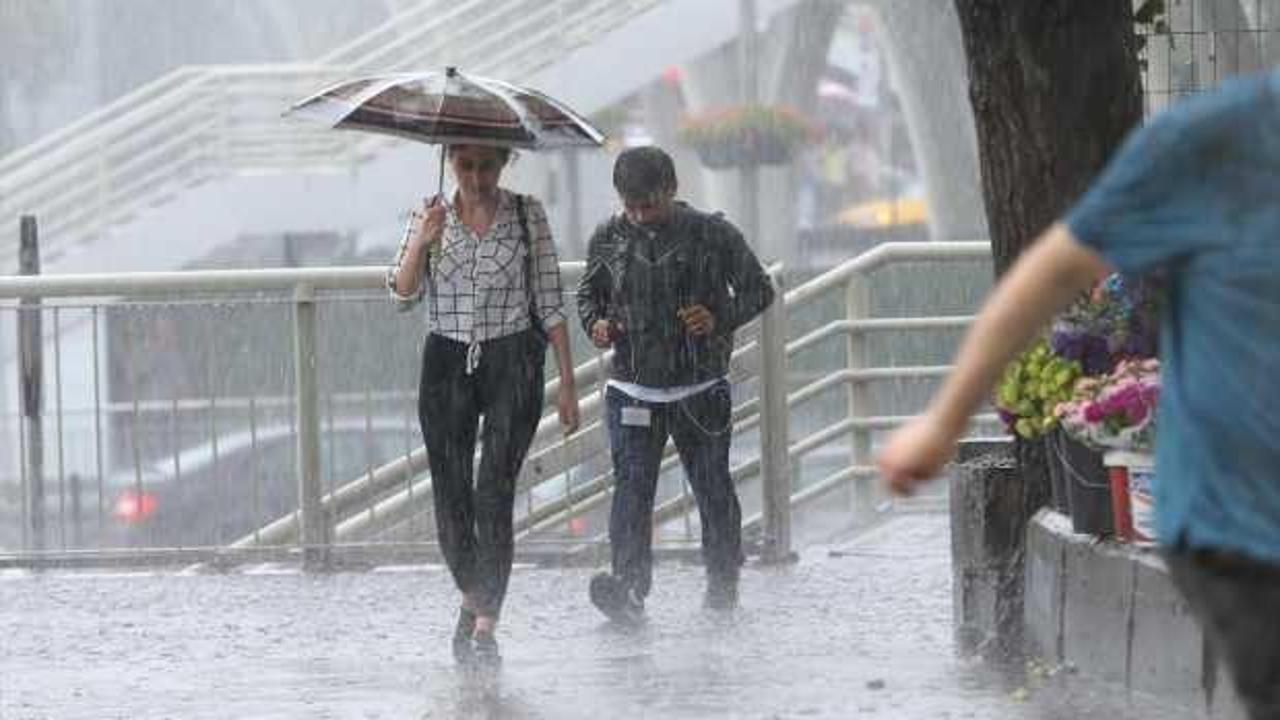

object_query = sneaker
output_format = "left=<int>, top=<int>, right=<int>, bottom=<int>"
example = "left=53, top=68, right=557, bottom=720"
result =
left=589, top=572, right=644, bottom=624
left=472, top=629, right=501, bottom=667
left=452, top=608, right=476, bottom=664
left=704, top=579, right=738, bottom=611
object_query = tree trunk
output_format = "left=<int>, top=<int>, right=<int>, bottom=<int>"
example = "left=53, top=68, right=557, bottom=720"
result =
left=953, top=0, right=1143, bottom=276
left=954, top=0, right=1143, bottom=532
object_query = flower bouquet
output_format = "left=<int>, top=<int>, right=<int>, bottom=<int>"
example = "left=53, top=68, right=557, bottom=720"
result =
left=1050, top=273, right=1160, bottom=376
left=1055, top=358, right=1161, bottom=452
left=995, top=338, right=1084, bottom=440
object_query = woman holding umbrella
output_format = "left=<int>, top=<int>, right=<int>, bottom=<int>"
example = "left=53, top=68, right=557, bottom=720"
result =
left=288, top=66, right=602, bottom=666
left=388, top=143, right=580, bottom=666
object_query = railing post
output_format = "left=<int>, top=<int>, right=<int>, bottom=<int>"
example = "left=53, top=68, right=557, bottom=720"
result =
left=759, top=268, right=793, bottom=563
left=846, top=276, right=875, bottom=520
left=292, top=282, right=329, bottom=569
left=18, top=216, right=45, bottom=554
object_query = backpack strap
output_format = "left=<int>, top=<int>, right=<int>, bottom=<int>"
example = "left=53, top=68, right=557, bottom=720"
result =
left=514, top=195, right=548, bottom=342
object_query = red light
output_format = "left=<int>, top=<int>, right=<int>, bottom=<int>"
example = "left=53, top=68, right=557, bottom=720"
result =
left=568, top=516, right=588, bottom=536
left=113, top=490, right=158, bottom=523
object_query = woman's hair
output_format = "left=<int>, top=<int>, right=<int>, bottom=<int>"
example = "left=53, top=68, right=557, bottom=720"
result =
left=446, top=144, right=514, bottom=165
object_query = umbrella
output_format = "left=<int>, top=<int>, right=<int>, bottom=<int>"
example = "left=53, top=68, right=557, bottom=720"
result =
left=285, top=66, right=605, bottom=191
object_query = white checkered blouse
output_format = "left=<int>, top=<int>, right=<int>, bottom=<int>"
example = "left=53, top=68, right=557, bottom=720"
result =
left=386, top=189, right=566, bottom=343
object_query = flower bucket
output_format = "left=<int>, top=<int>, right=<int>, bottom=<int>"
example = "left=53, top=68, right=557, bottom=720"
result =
left=1044, top=431, right=1072, bottom=515
left=1050, top=432, right=1114, bottom=536
left=1104, top=451, right=1156, bottom=543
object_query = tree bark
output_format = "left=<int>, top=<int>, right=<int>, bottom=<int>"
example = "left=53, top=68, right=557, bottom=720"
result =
left=954, top=0, right=1144, bottom=532
left=953, top=0, right=1143, bottom=276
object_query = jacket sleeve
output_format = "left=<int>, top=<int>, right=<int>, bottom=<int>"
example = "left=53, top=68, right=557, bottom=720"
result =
left=716, top=218, right=775, bottom=332
left=576, top=221, right=613, bottom=335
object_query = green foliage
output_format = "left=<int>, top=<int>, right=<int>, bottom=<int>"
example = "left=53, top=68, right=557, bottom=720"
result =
left=1134, top=0, right=1167, bottom=31
left=996, top=338, right=1084, bottom=439
left=1133, top=0, right=1169, bottom=62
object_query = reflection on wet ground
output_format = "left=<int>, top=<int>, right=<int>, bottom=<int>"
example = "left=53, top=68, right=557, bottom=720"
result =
left=0, top=514, right=1197, bottom=719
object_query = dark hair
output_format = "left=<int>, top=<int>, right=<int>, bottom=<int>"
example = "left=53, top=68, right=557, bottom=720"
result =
left=446, top=144, right=513, bottom=164
left=612, top=146, right=677, bottom=199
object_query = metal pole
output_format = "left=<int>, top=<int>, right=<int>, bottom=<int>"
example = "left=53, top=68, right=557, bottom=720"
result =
left=293, top=283, right=328, bottom=569
left=759, top=269, right=793, bottom=563
left=18, top=216, right=45, bottom=554
left=564, top=148, right=584, bottom=258
left=738, top=0, right=762, bottom=256
left=846, top=277, right=874, bottom=519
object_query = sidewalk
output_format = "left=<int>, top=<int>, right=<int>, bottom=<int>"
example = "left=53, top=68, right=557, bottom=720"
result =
left=0, top=512, right=1191, bottom=719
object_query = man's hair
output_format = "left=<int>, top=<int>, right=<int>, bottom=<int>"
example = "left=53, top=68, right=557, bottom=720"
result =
left=613, top=146, right=677, bottom=199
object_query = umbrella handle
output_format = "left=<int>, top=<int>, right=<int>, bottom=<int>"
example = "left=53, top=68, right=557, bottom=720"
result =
left=437, top=144, right=447, bottom=197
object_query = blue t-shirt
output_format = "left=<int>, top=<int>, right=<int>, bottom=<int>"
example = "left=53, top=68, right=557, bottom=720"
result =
left=1066, top=69, right=1280, bottom=564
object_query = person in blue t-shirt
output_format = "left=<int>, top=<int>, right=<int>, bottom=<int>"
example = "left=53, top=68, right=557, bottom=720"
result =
left=878, top=68, right=1280, bottom=717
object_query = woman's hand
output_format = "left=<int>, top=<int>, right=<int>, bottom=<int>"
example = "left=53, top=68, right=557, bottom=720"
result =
left=413, top=195, right=446, bottom=253
left=557, top=383, right=580, bottom=436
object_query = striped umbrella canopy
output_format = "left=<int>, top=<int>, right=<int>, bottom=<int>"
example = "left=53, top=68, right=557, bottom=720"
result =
left=285, top=66, right=605, bottom=151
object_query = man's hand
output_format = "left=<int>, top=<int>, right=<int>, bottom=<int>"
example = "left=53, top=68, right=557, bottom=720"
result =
left=557, top=384, right=580, bottom=436
left=589, top=319, right=618, bottom=348
left=876, top=413, right=959, bottom=497
left=677, top=305, right=715, bottom=337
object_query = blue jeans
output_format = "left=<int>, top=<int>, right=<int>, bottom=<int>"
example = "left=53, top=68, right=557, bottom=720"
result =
left=604, top=381, right=743, bottom=598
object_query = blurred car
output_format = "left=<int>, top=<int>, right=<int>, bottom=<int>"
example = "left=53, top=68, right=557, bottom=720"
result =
left=106, top=419, right=412, bottom=548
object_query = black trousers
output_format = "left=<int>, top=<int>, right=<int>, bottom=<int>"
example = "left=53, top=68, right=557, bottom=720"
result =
left=1166, top=547, right=1280, bottom=719
left=417, top=330, right=544, bottom=618
left=604, top=381, right=743, bottom=598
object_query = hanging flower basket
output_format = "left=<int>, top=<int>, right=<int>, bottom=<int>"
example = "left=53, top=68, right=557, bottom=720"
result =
left=678, top=105, right=820, bottom=170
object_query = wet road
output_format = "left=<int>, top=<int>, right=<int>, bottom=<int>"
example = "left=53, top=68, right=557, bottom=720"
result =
left=0, top=513, right=1196, bottom=719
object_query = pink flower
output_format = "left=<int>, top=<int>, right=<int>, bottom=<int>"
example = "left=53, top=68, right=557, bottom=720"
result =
left=1084, top=402, right=1107, bottom=423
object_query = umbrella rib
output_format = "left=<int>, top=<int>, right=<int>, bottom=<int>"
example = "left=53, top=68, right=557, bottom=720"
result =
left=470, top=73, right=544, bottom=145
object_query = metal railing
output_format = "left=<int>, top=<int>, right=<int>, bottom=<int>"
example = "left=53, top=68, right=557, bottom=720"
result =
left=0, top=0, right=668, bottom=273
left=0, top=241, right=996, bottom=568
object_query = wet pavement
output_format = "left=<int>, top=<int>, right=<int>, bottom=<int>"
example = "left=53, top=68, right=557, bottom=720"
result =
left=0, top=512, right=1198, bottom=719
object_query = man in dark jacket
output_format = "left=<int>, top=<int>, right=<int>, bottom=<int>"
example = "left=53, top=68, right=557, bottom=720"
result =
left=577, top=146, right=775, bottom=620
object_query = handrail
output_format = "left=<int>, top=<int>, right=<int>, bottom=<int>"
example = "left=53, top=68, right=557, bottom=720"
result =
left=311, top=244, right=993, bottom=546
left=1, top=241, right=994, bottom=562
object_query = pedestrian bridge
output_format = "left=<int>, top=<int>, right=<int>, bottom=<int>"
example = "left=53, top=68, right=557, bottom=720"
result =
left=0, top=511, right=1194, bottom=718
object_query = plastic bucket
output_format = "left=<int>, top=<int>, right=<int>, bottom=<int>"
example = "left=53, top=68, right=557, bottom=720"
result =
left=1051, top=432, right=1114, bottom=536
left=1104, top=451, right=1156, bottom=543
left=1044, top=432, right=1072, bottom=515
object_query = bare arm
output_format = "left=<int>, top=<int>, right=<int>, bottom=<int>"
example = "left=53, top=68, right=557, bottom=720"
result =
left=391, top=198, right=445, bottom=300
left=878, top=222, right=1112, bottom=494
left=547, top=321, right=580, bottom=435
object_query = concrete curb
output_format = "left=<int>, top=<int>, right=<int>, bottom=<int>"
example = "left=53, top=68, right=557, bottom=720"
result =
left=1023, top=510, right=1248, bottom=718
